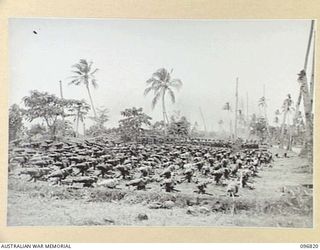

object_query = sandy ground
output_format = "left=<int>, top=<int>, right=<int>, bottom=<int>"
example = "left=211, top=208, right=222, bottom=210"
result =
left=7, top=148, right=313, bottom=227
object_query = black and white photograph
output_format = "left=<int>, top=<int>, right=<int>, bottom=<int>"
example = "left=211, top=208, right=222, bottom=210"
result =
left=7, top=18, right=314, bottom=227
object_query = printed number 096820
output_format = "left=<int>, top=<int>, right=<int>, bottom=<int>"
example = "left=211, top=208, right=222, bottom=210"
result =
left=300, top=244, right=319, bottom=248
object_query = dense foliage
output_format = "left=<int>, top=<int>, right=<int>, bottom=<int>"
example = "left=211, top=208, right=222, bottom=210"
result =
left=9, top=104, right=24, bottom=141
left=167, top=115, right=191, bottom=138
left=86, top=107, right=110, bottom=136
left=118, top=107, right=152, bottom=142
left=23, top=90, right=90, bottom=138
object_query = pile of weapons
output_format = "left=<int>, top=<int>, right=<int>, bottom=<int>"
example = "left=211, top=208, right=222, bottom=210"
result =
left=9, top=138, right=272, bottom=196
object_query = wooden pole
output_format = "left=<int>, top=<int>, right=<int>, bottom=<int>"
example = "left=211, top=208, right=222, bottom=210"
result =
left=234, top=77, right=239, bottom=140
left=246, top=92, right=249, bottom=122
left=246, top=92, right=250, bottom=139
left=59, top=80, right=64, bottom=99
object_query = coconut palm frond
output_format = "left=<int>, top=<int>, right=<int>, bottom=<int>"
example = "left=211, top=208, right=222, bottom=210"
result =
left=69, top=79, right=81, bottom=86
left=144, top=86, right=153, bottom=96
left=72, top=64, right=83, bottom=71
left=88, top=61, right=93, bottom=72
left=146, top=78, right=155, bottom=84
left=150, top=79, right=162, bottom=88
left=90, top=68, right=99, bottom=76
left=258, top=96, right=267, bottom=107
left=145, top=68, right=183, bottom=116
left=68, top=75, right=81, bottom=79
left=71, top=70, right=83, bottom=75
left=79, top=59, right=88, bottom=66
left=165, top=70, right=171, bottom=82
left=151, top=91, right=162, bottom=109
left=170, top=79, right=183, bottom=90
left=152, top=68, right=168, bottom=81
left=167, top=88, right=176, bottom=104
left=91, top=79, right=98, bottom=89
left=152, top=83, right=163, bottom=93
left=223, top=102, right=231, bottom=111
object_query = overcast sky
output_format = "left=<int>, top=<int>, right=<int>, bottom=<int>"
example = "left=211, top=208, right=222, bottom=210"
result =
left=9, top=18, right=313, bottom=131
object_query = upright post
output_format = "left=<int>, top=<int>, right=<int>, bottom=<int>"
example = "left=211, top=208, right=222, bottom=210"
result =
left=234, top=77, right=239, bottom=140
left=59, top=80, right=65, bottom=137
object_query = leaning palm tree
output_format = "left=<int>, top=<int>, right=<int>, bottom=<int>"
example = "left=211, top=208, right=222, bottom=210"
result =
left=69, top=59, right=98, bottom=118
left=144, top=68, right=183, bottom=128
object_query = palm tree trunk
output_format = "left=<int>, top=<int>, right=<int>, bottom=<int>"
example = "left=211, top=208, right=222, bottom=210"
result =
left=310, top=33, right=315, bottom=112
left=286, top=118, right=293, bottom=151
left=280, top=111, right=287, bottom=149
left=162, top=90, right=168, bottom=134
left=86, top=84, right=97, bottom=118
left=76, top=109, right=80, bottom=138
left=83, top=121, right=86, bottom=136
left=229, top=112, right=233, bottom=139
left=295, top=20, right=314, bottom=126
left=59, top=80, right=65, bottom=136
left=299, top=73, right=313, bottom=165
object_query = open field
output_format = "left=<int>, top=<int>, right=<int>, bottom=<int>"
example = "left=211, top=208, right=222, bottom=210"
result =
left=7, top=19, right=315, bottom=229
left=7, top=148, right=313, bottom=227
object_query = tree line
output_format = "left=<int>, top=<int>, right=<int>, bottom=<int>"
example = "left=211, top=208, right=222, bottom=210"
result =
left=9, top=60, right=196, bottom=142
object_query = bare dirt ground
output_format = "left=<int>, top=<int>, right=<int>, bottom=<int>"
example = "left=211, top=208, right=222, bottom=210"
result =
left=7, top=148, right=313, bottom=227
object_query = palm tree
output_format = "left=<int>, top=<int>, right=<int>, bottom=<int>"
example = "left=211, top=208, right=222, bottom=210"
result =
left=258, top=96, right=270, bottom=138
left=68, top=100, right=90, bottom=137
left=280, top=94, right=295, bottom=149
left=297, top=70, right=313, bottom=164
left=258, top=96, right=268, bottom=121
left=222, top=102, right=233, bottom=137
left=69, top=59, right=98, bottom=118
left=144, top=68, right=183, bottom=128
left=218, top=119, right=224, bottom=134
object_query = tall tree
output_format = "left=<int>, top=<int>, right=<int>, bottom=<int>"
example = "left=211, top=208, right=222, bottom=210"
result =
left=273, top=109, right=281, bottom=140
left=87, top=107, right=110, bottom=136
left=144, top=68, right=183, bottom=129
left=295, top=20, right=315, bottom=113
left=249, top=114, right=267, bottom=141
left=23, top=91, right=68, bottom=137
left=223, top=102, right=233, bottom=137
left=168, top=115, right=191, bottom=138
left=274, top=109, right=280, bottom=124
left=191, top=121, right=200, bottom=137
left=218, top=119, right=224, bottom=132
left=90, top=107, right=109, bottom=128
left=280, top=94, right=294, bottom=150
left=9, top=104, right=24, bottom=141
left=293, top=110, right=305, bottom=145
left=118, top=107, right=152, bottom=142
left=258, top=94, right=270, bottom=137
left=23, top=90, right=84, bottom=138
left=69, top=59, right=99, bottom=118
left=297, top=70, right=313, bottom=164
left=68, top=100, right=90, bottom=137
